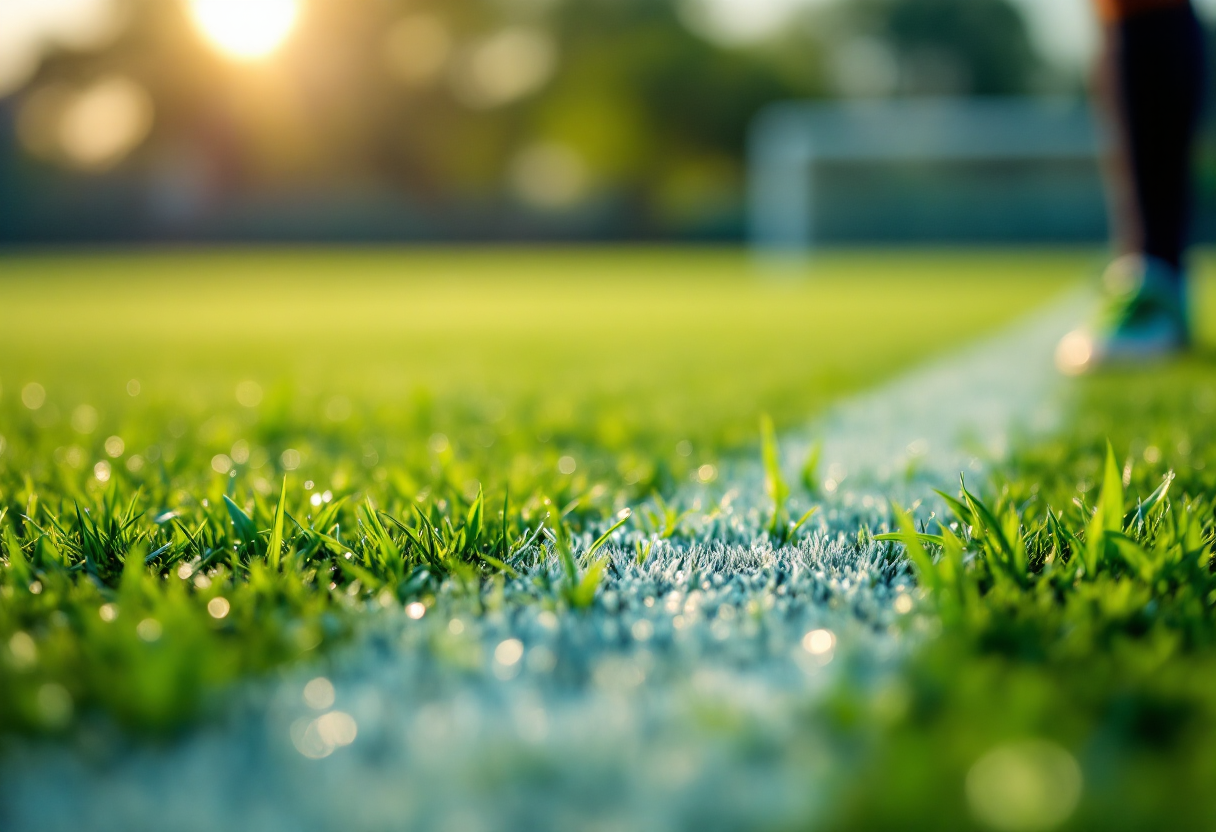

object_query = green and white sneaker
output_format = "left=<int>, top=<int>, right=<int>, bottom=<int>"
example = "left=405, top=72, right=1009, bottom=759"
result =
left=1056, top=255, right=1190, bottom=375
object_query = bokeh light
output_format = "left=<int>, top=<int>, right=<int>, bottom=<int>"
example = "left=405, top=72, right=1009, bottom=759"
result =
left=18, top=76, right=153, bottom=171
left=58, top=76, right=153, bottom=170
left=966, top=740, right=1083, bottom=832
left=188, top=0, right=301, bottom=61
left=451, top=26, right=557, bottom=109
left=0, top=0, right=120, bottom=96
left=382, top=14, right=451, bottom=88
left=1054, top=330, right=1094, bottom=376
left=509, top=142, right=589, bottom=209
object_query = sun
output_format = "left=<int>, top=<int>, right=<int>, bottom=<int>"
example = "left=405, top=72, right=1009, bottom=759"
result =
left=188, top=0, right=301, bottom=61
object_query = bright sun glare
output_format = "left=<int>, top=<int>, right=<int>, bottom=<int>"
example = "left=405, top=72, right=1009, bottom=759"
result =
left=189, top=0, right=301, bottom=61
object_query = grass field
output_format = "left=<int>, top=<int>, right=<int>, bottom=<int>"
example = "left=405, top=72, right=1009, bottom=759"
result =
left=3, top=247, right=1216, bottom=831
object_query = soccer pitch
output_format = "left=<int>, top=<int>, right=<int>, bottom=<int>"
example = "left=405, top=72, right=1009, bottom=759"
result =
left=2, top=247, right=1216, bottom=831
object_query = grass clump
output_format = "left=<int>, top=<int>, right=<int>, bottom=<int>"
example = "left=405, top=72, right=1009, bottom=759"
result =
left=833, top=357, right=1216, bottom=831
left=0, top=247, right=1076, bottom=737
left=0, top=476, right=524, bottom=735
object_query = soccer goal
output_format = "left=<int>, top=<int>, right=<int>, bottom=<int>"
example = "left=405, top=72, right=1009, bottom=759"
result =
left=747, top=98, right=1111, bottom=253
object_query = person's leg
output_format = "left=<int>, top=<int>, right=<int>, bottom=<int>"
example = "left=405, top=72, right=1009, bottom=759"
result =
left=1111, top=3, right=1206, bottom=273
left=1058, top=3, right=1207, bottom=372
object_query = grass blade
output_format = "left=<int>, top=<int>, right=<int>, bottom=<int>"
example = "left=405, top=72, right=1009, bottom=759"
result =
left=761, top=413, right=789, bottom=537
left=223, top=495, right=260, bottom=553
left=587, top=510, right=631, bottom=560
left=267, top=476, right=288, bottom=570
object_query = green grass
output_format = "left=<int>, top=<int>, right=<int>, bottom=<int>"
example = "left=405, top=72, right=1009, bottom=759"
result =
left=828, top=356, right=1216, bottom=830
left=817, top=262, right=1216, bottom=829
left=0, top=246, right=1082, bottom=735
left=9, top=246, right=1216, bottom=830
left=0, top=247, right=1081, bottom=458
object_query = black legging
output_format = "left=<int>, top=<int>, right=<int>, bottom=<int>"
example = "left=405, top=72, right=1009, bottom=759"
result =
left=1105, top=4, right=1206, bottom=273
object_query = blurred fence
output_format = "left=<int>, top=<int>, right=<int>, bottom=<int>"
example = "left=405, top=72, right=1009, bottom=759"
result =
left=748, top=98, right=1112, bottom=252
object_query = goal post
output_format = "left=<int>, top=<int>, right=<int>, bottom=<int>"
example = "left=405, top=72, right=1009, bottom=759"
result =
left=747, top=98, right=1110, bottom=253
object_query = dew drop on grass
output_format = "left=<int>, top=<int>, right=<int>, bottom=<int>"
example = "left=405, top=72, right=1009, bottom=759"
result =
left=36, top=683, right=73, bottom=729
left=136, top=619, right=162, bottom=642
left=290, top=713, right=356, bottom=759
left=235, top=380, right=263, bottom=408
left=207, top=597, right=231, bottom=619
left=494, top=639, right=524, bottom=666
left=99, top=603, right=118, bottom=622
left=290, top=717, right=328, bottom=759
left=21, top=383, right=46, bottom=410
left=966, top=740, right=1082, bottom=832
left=61, top=446, right=85, bottom=469
left=802, top=628, right=835, bottom=656
left=8, top=632, right=37, bottom=670
left=526, top=646, right=557, bottom=673
left=1055, top=330, right=1094, bottom=376
left=231, top=440, right=251, bottom=463
left=71, top=405, right=98, bottom=434
left=93, top=461, right=111, bottom=483
left=405, top=602, right=426, bottom=619
left=315, top=711, right=358, bottom=747
left=303, top=677, right=336, bottom=710
left=325, top=396, right=352, bottom=422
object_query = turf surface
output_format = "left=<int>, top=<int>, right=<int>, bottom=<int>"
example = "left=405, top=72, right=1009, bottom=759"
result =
left=7, top=246, right=1216, bottom=831
left=0, top=247, right=1081, bottom=734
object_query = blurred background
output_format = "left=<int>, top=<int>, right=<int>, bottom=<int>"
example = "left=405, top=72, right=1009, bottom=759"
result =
left=3, top=0, right=1216, bottom=246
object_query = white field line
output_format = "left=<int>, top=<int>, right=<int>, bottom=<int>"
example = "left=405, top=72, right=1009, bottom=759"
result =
left=791, top=289, right=1085, bottom=495
left=698, top=289, right=1087, bottom=538
left=0, top=292, right=1088, bottom=832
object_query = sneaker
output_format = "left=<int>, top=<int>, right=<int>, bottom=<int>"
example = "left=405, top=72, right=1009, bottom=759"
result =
left=1056, top=255, right=1189, bottom=375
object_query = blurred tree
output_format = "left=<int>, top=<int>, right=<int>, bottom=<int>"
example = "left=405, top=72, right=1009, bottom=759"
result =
left=0, top=0, right=1049, bottom=242
left=828, top=0, right=1042, bottom=96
